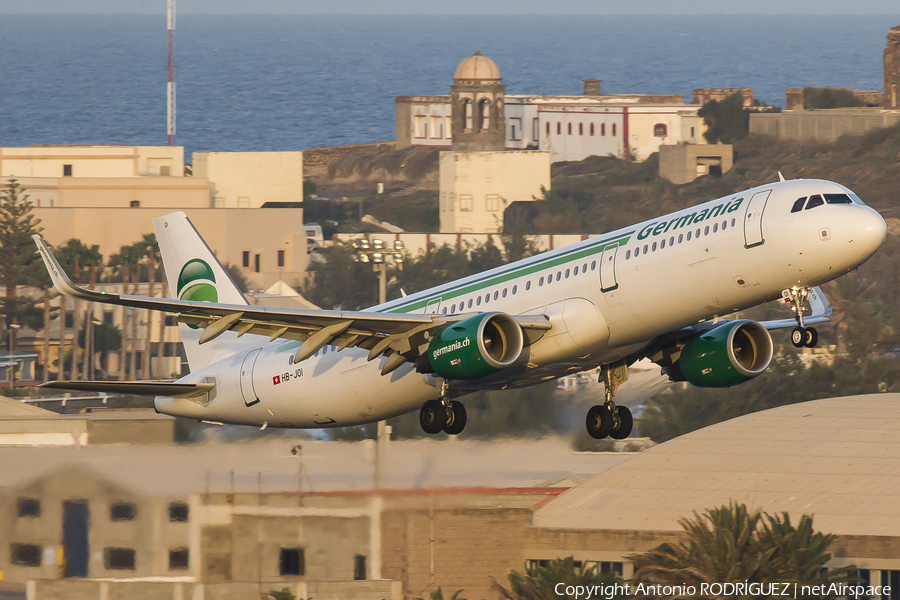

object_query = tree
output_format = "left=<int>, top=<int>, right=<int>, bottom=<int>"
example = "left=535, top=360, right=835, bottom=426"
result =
left=223, top=262, right=250, bottom=294
left=493, top=557, right=623, bottom=600
left=698, top=93, right=750, bottom=144
left=80, top=244, right=102, bottom=380
left=416, top=587, right=467, bottom=600
left=109, top=242, right=145, bottom=380
left=56, top=239, right=93, bottom=381
left=0, top=180, right=44, bottom=375
left=629, top=503, right=856, bottom=599
left=142, top=234, right=159, bottom=378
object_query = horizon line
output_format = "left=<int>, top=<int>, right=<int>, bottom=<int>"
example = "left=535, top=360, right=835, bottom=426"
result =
left=2, top=11, right=900, bottom=16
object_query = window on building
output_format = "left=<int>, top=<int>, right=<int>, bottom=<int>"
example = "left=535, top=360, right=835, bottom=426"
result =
left=654, top=123, right=667, bottom=137
left=277, top=250, right=285, bottom=268
left=168, top=548, right=189, bottom=571
left=160, top=166, right=171, bottom=176
left=103, top=311, right=113, bottom=325
left=590, top=123, right=595, bottom=136
left=612, top=123, right=617, bottom=136
left=238, top=197, right=250, bottom=208
left=354, top=555, right=367, bottom=580
left=165, top=315, right=175, bottom=326
left=168, top=502, right=189, bottom=523
left=104, top=547, right=136, bottom=570
left=280, top=548, right=305, bottom=576
left=414, top=115, right=427, bottom=139
left=509, top=117, right=522, bottom=141
left=533, top=118, right=540, bottom=141
left=478, top=99, right=491, bottom=131
left=10, top=544, right=42, bottom=567
left=599, top=561, right=624, bottom=576
left=546, top=122, right=550, bottom=135
left=486, top=194, right=500, bottom=211
left=17, top=497, right=41, bottom=518
left=445, top=116, right=452, bottom=138
left=431, top=116, right=443, bottom=139
left=214, top=197, right=224, bottom=208
left=567, top=123, right=572, bottom=135
left=557, top=122, right=561, bottom=135
left=130, top=200, right=140, bottom=208
left=462, top=99, right=473, bottom=131
left=254, top=254, right=261, bottom=273
left=460, top=195, right=473, bottom=211
left=578, top=123, right=583, bottom=135
left=63, top=164, right=72, bottom=177
left=690, top=126, right=695, bottom=137
left=110, top=501, right=136, bottom=522
left=881, top=571, right=900, bottom=600
left=242, top=251, right=250, bottom=268
left=601, top=123, right=606, bottom=136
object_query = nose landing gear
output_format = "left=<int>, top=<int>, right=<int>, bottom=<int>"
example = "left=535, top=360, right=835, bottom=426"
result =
left=419, top=380, right=467, bottom=435
left=586, top=362, right=634, bottom=440
left=784, top=286, right=818, bottom=348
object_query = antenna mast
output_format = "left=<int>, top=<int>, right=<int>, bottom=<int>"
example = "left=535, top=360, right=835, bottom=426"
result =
left=167, top=0, right=176, bottom=146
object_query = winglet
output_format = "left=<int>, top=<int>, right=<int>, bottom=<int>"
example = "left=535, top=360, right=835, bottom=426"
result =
left=778, top=171, right=785, bottom=182
left=32, top=235, right=109, bottom=302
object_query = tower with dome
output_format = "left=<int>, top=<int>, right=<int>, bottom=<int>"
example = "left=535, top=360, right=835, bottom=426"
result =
left=450, top=51, right=507, bottom=152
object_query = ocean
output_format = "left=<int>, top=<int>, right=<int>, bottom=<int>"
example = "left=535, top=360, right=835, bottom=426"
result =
left=0, top=14, right=897, bottom=158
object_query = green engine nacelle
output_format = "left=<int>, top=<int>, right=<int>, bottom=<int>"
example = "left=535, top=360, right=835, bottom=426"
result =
left=426, top=313, right=524, bottom=380
left=677, top=320, right=774, bottom=388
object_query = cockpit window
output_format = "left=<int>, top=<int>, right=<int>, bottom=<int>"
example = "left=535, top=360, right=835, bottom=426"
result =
left=849, top=193, right=865, bottom=205
left=824, top=193, right=853, bottom=205
left=791, top=197, right=807, bottom=213
left=805, top=194, right=824, bottom=210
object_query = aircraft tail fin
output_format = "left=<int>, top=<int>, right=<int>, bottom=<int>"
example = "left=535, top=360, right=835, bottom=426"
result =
left=154, top=211, right=252, bottom=370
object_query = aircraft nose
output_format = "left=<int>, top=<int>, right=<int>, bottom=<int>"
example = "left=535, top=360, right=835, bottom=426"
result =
left=851, top=206, right=888, bottom=257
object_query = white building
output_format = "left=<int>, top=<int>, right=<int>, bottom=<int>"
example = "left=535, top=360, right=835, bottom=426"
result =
left=396, top=53, right=707, bottom=163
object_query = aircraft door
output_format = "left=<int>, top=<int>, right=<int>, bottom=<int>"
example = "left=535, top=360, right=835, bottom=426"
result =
left=743, top=190, right=772, bottom=248
left=239, top=348, right=262, bottom=407
left=425, top=297, right=442, bottom=314
left=599, top=244, right=619, bottom=292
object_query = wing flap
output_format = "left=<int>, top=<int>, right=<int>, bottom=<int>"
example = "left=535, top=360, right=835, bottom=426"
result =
left=40, top=381, right=215, bottom=398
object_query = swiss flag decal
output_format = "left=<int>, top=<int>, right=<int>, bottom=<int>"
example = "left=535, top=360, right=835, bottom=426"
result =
left=273, top=375, right=281, bottom=385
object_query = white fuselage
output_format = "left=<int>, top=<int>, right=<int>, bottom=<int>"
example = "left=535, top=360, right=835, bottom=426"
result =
left=155, top=179, right=886, bottom=428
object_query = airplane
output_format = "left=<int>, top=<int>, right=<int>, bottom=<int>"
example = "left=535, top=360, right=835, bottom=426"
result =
left=34, top=178, right=886, bottom=440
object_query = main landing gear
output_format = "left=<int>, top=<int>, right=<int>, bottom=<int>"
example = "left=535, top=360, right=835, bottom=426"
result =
left=785, top=286, right=818, bottom=349
left=586, top=362, right=634, bottom=440
left=419, top=381, right=467, bottom=435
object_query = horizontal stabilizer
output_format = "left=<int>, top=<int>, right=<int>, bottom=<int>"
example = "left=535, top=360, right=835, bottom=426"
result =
left=40, top=381, right=215, bottom=398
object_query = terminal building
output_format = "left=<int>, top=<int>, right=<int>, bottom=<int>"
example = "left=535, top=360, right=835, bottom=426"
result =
left=2, top=394, right=899, bottom=600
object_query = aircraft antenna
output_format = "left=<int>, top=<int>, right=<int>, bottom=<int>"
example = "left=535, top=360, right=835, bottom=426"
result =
left=778, top=171, right=785, bottom=182
left=167, top=0, right=177, bottom=146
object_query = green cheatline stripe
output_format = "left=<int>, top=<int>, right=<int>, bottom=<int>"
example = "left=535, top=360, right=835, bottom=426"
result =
left=383, top=231, right=634, bottom=314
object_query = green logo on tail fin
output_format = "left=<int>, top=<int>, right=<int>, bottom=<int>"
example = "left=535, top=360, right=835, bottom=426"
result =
left=177, top=259, right=218, bottom=328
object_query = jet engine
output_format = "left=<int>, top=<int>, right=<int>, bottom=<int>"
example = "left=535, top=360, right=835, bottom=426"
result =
left=667, top=320, right=773, bottom=388
left=419, top=312, right=524, bottom=380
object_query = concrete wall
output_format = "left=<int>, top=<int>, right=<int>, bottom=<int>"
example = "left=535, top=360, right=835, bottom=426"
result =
left=27, top=580, right=402, bottom=600
left=438, top=151, right=550, bottom=234
left=192, top=152, right=304, bottom=209
left=0, top=146, right=185, bottom=179
left=750, top=110, right=900, bottom=141
left=33, top=208, right=308, bottom=290
left=3, top=176, right=210, bottom=210
left=395, top=96, right=452, bottom=149
left=658, top=143, right=733, bottom=185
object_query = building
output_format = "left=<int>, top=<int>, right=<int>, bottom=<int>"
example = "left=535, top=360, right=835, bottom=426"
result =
left=886, top=25, right=900, bottom=109
left=396, top=53, right=706, bottom=163
left=1, top=145, right=308, bottom=290
left=658, top=143, right=734, bottom=185
left=438, top=151, right=550, bottom=233
left=691, top=87, right=754, bottom=107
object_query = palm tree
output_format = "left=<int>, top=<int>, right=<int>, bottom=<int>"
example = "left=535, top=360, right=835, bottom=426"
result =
left=493, top=557, right=623, bottom=600
left=629, top=503, right=856, bottom=599
left=141, top=234, right=159, bottom=378
left=56, top=239, right=91, bottom=381
left=79, top=245, right=102, bottom=380
left=109, top=244, right=143, bottom=381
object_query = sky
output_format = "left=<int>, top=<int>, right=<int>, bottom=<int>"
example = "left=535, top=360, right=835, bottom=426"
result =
left=1, top=0, right=899, bottom=14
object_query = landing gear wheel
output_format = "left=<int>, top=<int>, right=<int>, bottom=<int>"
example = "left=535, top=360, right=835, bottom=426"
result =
left=791, top=326, right=806, bottom=348
left=443, top=401, right=467, bottom=435
left=419, top=400, right=447, bottom=435
left=610, top=406, right=634, bottom=440
left=804, top=327, right=818, bottom=348
left=586, top=405, right=614, bottom=440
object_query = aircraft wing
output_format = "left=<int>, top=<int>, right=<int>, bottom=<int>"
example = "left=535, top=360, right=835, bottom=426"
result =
left=34, top=235, right=550, bottom=370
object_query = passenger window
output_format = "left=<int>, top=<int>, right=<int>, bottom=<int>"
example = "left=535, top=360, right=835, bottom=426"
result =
left=660, top=239, right=666, bottom=249
left=696, top=228, right=701, bottom=238
left=731, top=218, right=736, bottom=227
left=643, top=245, right=648, bottom=254
left=678, top=234, right=683, bottom=243
left=556, top=272, right=561, bottom=281
left=791, top=197, right=807, bottom=213
left=565, top=269, right=570, bottom=278
left=669, top=236, right=674, bottom=246
left=514, top=285, right=519, bottom=293
left=634, top=247, right=640, bottom=257
left=539, top=277, right=544, bottom=286
left=806, top=195, right=824, bottom=210
left=626, top=250, right=631, bottom=259
left=713, top=224, right=718, bottom=233
left=582, top=263, right=588, bottom=272
left=459, top=302, right=464, bottom=311
left=476, top=297, right=482, bottom=306
left=484, top=293, right=490, bottom=303
left=704, top=226, right=709, bottom=235
left=468, top=299, right=473, bottom=308
left=687, top=231, right=692, bottom=241
left=451, top=305, right=456, bottom=314
left=591, top=261, right=596, bottom=270
left=824, top=193, right=853, bottom=204
left=442, top=307, right=447, bottom=315
left=652, top=242, right=657, bottom=251
left=722, top=220, right=727, bottom=229
left=502, top=289, right=507, bottom=298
